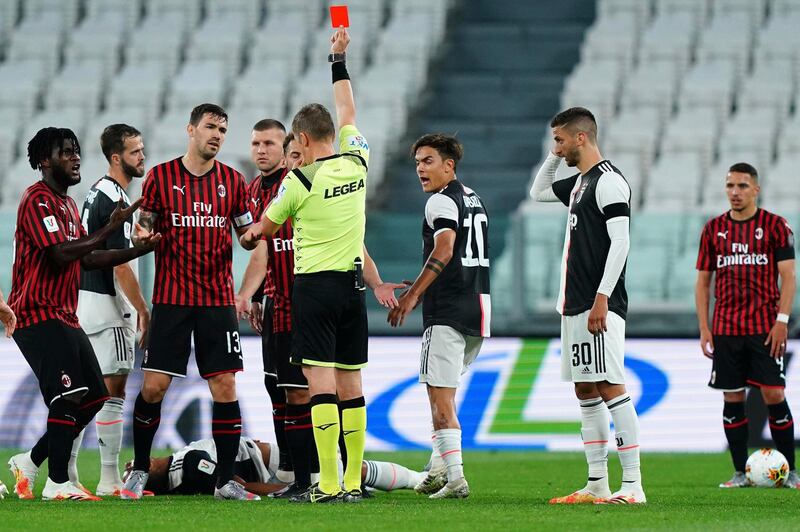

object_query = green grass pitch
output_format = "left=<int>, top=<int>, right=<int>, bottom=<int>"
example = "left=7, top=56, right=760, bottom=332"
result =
left=1, top=449, right=799, bottom=531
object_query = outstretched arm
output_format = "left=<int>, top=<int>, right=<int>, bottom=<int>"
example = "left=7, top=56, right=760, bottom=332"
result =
left=364, top=245, right=405, bottom=309
left=47, top=198, right=143, bottom=266
left=388, top=230, right=456, bottom=327
left=331, top=28, right=355, bottom=128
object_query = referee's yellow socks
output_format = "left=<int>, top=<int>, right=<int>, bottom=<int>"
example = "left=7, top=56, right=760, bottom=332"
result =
left=310, top=394, right=341, bottom=494
left=340, top=397, right=367, bottom=492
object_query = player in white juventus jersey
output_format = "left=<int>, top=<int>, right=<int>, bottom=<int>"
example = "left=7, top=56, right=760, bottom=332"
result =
left=389, top=134, right=491, bottom=500
left=127, top=437, right=425, bottom=496
left=530, top=107, right=645, bottom=505
left=73, top=124, right=150, bottom=496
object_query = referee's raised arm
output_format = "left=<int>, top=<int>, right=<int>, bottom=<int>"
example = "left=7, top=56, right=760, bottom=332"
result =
left=330, top=28, right=355, bottom=127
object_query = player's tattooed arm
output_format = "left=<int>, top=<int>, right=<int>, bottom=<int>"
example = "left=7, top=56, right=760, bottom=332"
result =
left=388, top=229, right=456, bottom=327
left=46, top=199, right=143, bottom=266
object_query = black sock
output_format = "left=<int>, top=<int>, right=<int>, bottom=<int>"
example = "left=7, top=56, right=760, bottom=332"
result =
left=768, top=400, right=795, bottom=470
left=31, top=433, right=48, bottom=467
left=212, top=400, right=242, bottom=488
left=132, top=393, right=162, bottom=472
left=285, top=402, right=313, bottom=489
left=264, top=375, right=290, bottom=471
left=723, top=401, right=749, bottom=472
left=47, top=400, right=79, bottom=483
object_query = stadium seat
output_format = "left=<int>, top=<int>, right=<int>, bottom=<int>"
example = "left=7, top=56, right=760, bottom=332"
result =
left=86, top=0, right=142, bottom=28
left=638, top=12, right=698, bottom=74
left=45, top=63, right=106, bottom=122
left=23, top=0, right=80, bottom=31
left=126, top=13, right=188, bottom=76
left=620, top=62, right=681, bottom=124
left=603, top=107, right=661, bottom=179
left=248, top=15, right=309, bottom=78
left=659, top=108, right=718, bottom=178
left=597, top=0, right=653, bottom=29
left=106, top=62, right=167, bottom=126
left=266, top=0, right=325, bottom=30
left=641, top=154, right=704, bottom=212
left=146, top=0, right=203, bottom=25
left=655, top=0, right=710, bottom=24
left=579, top=12, right=640, bottom=71
left=664, top=252, right=698, bottom=306
left=626, top=246, right=670, bottom=301
left=206, top=0, right=263, bottom=28
left=678, top=61, right=738, bottom=126
left=6, top=14, right=64, bottom=79
left=64, top=12, right=127, bottom=82
left=765, top=156, right=800, bottom=207
left=711, top=0, right=766, bottom=27
left=0, top=61, right=46, bottom=128
left=150, top=111, right=197, bottom=157
left=185, top=12, right=247, bottom=80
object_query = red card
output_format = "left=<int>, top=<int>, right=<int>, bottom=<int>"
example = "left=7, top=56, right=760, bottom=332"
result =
left=330, top=5, right=350, bottom=28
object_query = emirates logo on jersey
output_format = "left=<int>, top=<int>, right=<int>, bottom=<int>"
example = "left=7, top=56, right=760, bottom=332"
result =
left=717, top=243, right=768, bottom=268
left=61, top=373, right=72, bottom=388
left=217, top=184, right=226, bottom=197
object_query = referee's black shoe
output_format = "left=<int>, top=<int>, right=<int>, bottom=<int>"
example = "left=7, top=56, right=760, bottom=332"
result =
left=289, top=483, right=341, bottom=504
left=269, top=482, right=308, bottom=499
left=342, top=488, right=364, bottom=503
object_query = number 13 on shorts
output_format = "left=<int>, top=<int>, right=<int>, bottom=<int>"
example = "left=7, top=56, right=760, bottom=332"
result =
left=226, top=331, right=242, bottom=359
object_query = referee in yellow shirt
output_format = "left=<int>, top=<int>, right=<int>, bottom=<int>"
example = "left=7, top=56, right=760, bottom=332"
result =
left=242, top=28, right=400, bottom=503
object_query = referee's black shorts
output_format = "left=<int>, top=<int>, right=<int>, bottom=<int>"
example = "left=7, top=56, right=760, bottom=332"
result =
left=291, top=271, right=368, bottom=370
left=708, top=334, right=785, bottom=390
left=14, top=319, right=108, bottom=406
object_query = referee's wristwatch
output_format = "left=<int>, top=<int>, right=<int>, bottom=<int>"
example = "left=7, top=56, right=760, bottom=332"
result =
left=328, top=52, right=346, bottom=63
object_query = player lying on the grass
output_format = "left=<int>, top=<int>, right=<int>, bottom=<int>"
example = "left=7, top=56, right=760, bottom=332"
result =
left=125, top=437, right=425, bottom=496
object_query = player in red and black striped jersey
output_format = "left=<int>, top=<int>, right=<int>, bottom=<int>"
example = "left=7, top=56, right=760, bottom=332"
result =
left=235, top=122, right=318, bottom=497
left=122, top=104, right=258, bottom=502
left=6, top=127, right=156, bottom=501
left=696, top=162, right=798, bottom=488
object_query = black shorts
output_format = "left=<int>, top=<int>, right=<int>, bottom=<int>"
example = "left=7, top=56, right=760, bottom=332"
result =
left=709, top=334, right=785, bottom=390
left=262, top=297, right=307, bottom=388
left=13, top=319, right=108, bottom=406
left=291, top=272, right=368, bottom=370
left=145, top=304, right=243, bottom=379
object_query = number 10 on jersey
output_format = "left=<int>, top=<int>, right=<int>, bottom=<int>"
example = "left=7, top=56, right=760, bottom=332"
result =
left=462, top=212, right=489, bottom=268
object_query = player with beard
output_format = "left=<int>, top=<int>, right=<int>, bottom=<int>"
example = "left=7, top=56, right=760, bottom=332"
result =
left=63, top=124, right=151, bottom=496
left=7, top=127, right=157, bottom=500
left=121, top=104, right=259, bottom=501
left=235, top=119, right=296, bottom=486
left=531, top=107, right=644, bottom=505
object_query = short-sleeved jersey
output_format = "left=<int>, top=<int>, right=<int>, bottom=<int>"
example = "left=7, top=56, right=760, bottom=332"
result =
left=266, top=125, right=368, bottom=274
left=140, top=158, right=253, bottom=306
left=8, top=180, right=86, bottom=329
left=422, top=180, right=491, bottom=337
left=552, top=160, right=631, bottom=319
left=249, top=168, right=294, bottom=333
left=77, top=176, right=137, bottom=333
left=696, top=209, right=795, bottom=335
left=166, top=437, right=276, bottom=494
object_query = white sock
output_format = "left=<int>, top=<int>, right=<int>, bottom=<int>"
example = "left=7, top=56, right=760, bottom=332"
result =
left=579, top=397, right=610, bottom=493
left=68, top=428, right=85, bottom=485
left=606, top=393, right=642, bottom=486
left=434, top=428, right=463, bottom=483
left=363, top=460, right=423, bottom=491
left=96, top=397, right=125, bottom=486
left=429, top=429, right=444, bottom=470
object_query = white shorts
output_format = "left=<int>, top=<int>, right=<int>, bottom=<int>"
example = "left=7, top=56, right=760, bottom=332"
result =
left=560, top=309, right=626, bottom=383
left=419, top=325, right=483, bottom=388
left=87, top=326, right=136, bottom=376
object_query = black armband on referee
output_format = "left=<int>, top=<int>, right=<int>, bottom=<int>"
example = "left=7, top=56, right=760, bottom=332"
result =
left=332, top=61, right=350, bottom=83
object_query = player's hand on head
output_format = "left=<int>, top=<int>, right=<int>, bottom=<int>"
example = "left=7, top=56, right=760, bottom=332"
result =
left=330, top=27, right=350, bottom=53
left=765, top=321, right=788, bottom=359
left=0, top=301, right=16, bottom=337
